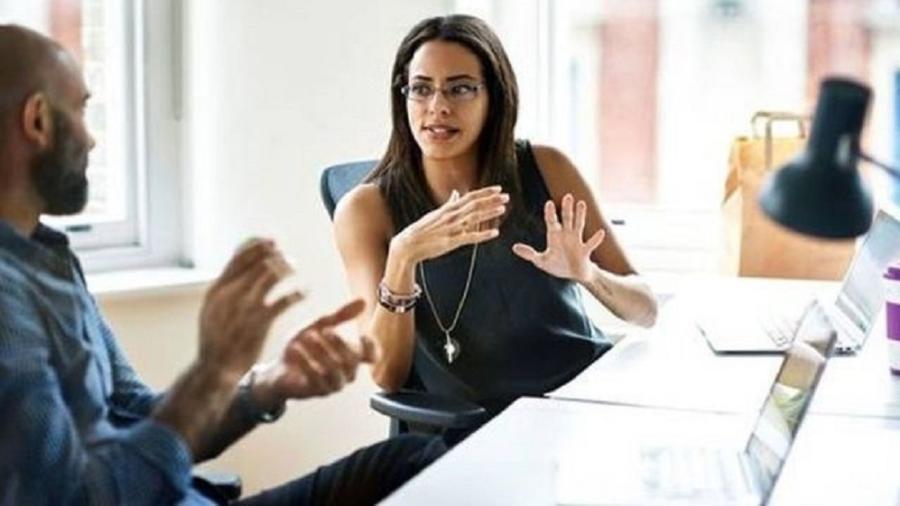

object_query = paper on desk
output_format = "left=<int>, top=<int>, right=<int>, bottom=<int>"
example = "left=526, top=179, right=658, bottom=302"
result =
left=553, top=281, right=817, bottom=414
left=550, top=331, right=783, bottom=414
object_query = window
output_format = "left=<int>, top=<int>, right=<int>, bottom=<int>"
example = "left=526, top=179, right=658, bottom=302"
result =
left=1, top=0, right=138, bottom=247
left=895, top=70, right=900, bottom=170
left=459, top=0, right=900, bottom=273
left=1, top=0, right=183, bottom=272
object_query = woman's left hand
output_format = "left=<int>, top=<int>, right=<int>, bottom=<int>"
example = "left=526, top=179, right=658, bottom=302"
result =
left=512, top=194, right=605, bottom=283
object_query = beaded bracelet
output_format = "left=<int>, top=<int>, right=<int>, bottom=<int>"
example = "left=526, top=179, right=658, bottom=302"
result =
left=377, top=280, right=422, bottom=313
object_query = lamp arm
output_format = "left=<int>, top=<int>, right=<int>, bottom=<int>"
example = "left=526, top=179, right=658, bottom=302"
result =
left=861, top=152, right=900, bottom=181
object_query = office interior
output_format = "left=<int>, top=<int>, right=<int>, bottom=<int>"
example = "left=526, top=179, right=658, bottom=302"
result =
left=2, top=0, right=899, bottom=502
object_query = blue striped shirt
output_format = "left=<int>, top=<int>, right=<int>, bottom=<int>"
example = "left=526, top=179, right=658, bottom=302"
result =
left=0, top=221, right=213, bottom=505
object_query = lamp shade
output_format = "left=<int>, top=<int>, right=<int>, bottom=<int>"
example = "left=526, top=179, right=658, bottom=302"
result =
left=758, top=78, right=873, bottom=238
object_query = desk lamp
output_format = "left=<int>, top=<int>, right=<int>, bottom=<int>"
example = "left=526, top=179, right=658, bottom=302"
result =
left=759, top=77, right=900, bottom=238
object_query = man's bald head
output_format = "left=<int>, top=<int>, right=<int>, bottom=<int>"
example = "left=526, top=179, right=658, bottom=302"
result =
left=0, top=25, right=94, bottom=220
left=0, top=25, right=76, bottom=139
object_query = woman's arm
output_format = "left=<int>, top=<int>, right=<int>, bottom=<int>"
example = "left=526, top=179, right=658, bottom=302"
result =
left=531, top=145, right=658, bottom=327
left=334, top=185, right=415, bottom=391
left=333, top=184, right=507, bottom=391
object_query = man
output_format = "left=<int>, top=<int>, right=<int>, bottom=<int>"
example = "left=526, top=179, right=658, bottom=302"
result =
left=0, top=25, right=443, bottom=505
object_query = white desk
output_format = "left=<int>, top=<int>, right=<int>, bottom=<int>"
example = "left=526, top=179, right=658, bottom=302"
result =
left=383, top=398, right=900, bottom=505
left=553, top=277, right=900, bottom=418
left=383, top=277, right=900, bottom=504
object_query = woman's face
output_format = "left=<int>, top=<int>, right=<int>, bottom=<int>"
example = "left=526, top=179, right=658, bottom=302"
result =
left=405, top=40, right=489, bottom=165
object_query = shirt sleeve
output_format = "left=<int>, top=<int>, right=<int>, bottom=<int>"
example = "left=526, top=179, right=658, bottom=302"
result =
left=76, top=258, right=162, bottom=418
left=0, top=276, right=194, bottom=505
left=98, top=307, right=165, bottom=418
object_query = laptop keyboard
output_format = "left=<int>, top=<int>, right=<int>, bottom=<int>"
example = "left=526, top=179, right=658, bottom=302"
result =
left=761, top=303, right=860, bottom=353
left=760, top=312, right=801, bottom=348
left=640, top=447, right=754, bottom=500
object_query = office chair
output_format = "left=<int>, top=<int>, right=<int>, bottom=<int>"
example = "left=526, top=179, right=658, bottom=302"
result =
left=193, top=470, right=242, bottom=502
left=319, top=160, right=488, bottom=436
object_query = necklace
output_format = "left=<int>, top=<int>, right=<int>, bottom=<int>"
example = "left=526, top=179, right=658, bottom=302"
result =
left=419, top=243, right=479, bottom=364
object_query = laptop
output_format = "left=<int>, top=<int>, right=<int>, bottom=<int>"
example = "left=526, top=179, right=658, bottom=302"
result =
left=698, top=209, right=900, bottom=355
left=556, top=300, right=838, bottom=505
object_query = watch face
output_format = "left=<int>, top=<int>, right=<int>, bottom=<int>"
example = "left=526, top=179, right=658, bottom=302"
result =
left=240, top=368, right=285, bottom=423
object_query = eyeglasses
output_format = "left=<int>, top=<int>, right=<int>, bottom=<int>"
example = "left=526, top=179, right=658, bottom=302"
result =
left=400, top=81, right=485, bottom=103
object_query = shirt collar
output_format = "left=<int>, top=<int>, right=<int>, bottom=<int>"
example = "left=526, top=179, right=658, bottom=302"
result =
left=0, top=220, right=73, bottom=276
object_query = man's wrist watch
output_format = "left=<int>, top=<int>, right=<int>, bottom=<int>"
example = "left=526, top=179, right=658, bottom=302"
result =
left=238, top=367, right=286, bottom=423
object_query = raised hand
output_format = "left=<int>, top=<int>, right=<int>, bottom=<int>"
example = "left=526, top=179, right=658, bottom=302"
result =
left=512, top=193, right=605, bottom=283
left=389, top=185, right=508, bottom=264
left=197, top=239, right=304, bottom=382
left=155, top=238, right=304, bottom=455
left=265, top=298, right=378, bottom=401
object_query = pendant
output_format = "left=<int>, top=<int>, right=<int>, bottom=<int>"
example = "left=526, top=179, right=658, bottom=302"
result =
left=443, top=332, right=461, bottom=364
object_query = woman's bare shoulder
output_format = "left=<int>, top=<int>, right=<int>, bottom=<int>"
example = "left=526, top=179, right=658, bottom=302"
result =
left=528, top=143, right=587, bottom=197
left=334, top=182, right=393, bottom=235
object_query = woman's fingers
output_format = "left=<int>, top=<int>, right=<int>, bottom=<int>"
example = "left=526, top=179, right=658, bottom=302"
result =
left=435, top=223, right=500, bottom=256
left=585, top=228, right=606, bottom=252
left=443, top=185, right=503, bottom=211
left=455, top=204, right=507, bottom=234
left=512, top=243, right=540, bottom=263
left=574, top=200, right=587, bottom=238
left=545, top=197, right=592, bottom=243
left=561, top=194, right=575, bottom=230
left=459, top=227, right=500, bottom=246
left=544, top=200, right=561, bottom=231
left=405, top=186, right=512, bottom=260
left=442, top=192, right=508, bottom=226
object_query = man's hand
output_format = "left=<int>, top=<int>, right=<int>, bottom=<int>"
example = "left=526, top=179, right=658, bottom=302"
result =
left=197, top=239, right=304, bottom=383
left=154, top=238, right=303, bottom=456
left=251, top=299, right=378, bottom=409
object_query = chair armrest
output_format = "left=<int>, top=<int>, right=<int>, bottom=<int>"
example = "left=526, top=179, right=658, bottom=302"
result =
left=370, top=390, right=489, bottom=429
left=192, top=469, right=243, bottom=502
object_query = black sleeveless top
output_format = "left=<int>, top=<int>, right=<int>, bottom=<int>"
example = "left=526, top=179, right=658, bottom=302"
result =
left=408, top=140, right=611, bottom=411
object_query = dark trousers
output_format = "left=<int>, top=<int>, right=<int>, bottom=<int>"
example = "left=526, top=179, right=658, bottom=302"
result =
left=226, top=434, right=445, bottom=506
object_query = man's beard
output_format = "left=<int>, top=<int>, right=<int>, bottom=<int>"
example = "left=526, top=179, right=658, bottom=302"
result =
left=31, top=109, right=90, bottom=216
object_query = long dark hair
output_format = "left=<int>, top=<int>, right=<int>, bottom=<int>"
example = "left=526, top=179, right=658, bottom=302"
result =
left=366, top=15, right=524, bottom=232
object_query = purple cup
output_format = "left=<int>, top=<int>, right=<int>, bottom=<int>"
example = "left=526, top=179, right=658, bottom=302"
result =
left=883, top=265, right=900, bottom=375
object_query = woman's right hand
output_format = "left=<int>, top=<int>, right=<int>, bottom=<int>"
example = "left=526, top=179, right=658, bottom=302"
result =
left=389, top=185, right=509, bottom=265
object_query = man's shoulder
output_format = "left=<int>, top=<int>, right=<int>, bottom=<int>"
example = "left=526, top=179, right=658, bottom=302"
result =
left=0, top=246, right=73, bottom=318
left=0, top=250, right=55, bottom=357
left=0, top=248, right=33, bottom=293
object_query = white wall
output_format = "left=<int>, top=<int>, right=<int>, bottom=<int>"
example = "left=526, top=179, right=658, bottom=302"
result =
left=101, top=0, right=452, bottom=495
left=656, top=0, right=808, bottom=210
left=0, top=0, right=49, bottom=28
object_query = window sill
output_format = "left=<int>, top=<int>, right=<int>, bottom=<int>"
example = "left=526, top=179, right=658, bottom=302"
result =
left=88, top=267, right=217, bottom=301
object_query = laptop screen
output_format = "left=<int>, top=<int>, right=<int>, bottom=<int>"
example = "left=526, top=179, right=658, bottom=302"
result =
left=744, top=301, right=837, bottom=495
left=835, top=210, right=900, bottom=340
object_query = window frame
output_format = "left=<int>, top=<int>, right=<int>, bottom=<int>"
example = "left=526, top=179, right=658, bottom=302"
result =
left=60, top=0, right=185, bottom=272
left=46, top=0, right=142, bottom=254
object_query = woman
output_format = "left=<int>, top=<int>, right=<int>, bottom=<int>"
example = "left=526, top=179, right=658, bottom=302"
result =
left=334, top=15, right=657, bottom=423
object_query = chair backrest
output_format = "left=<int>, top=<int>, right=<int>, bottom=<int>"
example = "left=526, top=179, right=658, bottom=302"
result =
left=320, top=160, right=378, bottom=219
